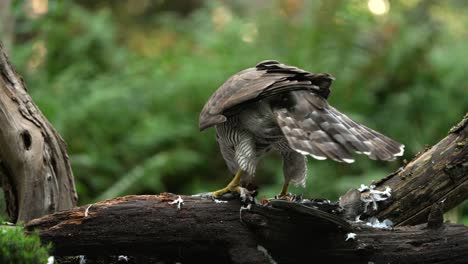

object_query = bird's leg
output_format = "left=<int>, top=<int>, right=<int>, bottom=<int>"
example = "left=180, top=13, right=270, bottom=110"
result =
left=212, top=169, right=244, bottom=198
left=275, top=150, right=307, bottom=200
left=278, top=180, right=290, bottom=197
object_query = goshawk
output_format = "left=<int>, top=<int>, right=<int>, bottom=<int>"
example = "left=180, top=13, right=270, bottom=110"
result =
left=199, top=60, right=404, bottom=198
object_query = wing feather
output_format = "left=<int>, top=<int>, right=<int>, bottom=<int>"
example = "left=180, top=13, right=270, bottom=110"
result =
left=276, top=90, right=404, bottom=162
left=199, top=60, right=334, bottom=130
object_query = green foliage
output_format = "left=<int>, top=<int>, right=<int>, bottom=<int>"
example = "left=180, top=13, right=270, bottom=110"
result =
left=6, top=0, right=468, bottom=206
left=0, top=224, right=51, bottom=264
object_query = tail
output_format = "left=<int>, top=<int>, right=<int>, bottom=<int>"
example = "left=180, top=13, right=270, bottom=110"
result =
left=274, top=91, right=404, bottom=163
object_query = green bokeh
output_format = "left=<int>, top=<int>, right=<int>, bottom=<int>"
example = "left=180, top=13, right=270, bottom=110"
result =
left=0, top=222, right=51, bottom=264
left=2, top=0, right=467, bottom=221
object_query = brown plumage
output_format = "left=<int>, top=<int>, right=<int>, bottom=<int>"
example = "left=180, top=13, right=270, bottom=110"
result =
left=199, top=60, right=404, bottom=197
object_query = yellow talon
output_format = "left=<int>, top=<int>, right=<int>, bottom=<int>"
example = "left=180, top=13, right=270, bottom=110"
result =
left=278, top=181, right=290, bottom=198
left=212, top=170, right=243, bottom=198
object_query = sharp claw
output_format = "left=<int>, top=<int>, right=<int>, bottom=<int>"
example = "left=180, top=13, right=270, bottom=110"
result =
left=192, top=191, right=240, bottom=200
left=191, top=192, right=214, bottom=199
left=213, top=192, right=239, bottom=200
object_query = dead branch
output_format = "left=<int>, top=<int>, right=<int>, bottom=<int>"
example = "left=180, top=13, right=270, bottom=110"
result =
left=0, top=42, right=77, bottom=222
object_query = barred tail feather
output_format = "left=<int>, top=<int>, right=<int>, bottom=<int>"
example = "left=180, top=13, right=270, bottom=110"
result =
left=276, top=109, right=355, bottom=163
left=275, top=91, right=404, bottom=162
left=326, top=106, right=404, bottom=160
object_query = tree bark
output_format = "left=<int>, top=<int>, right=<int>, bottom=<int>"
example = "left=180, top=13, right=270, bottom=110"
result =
left=364, top=114, right=467, bottom=226
left=0, top=42, right=77, bottom=223
left=25, top=194, right=468, bottom=264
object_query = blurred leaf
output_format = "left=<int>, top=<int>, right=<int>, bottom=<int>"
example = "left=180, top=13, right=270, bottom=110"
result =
left=4, top=0, right=466, bottom=227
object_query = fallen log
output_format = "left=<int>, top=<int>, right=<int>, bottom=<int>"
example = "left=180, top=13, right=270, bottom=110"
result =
left=25, top=194, right=468, bottom=264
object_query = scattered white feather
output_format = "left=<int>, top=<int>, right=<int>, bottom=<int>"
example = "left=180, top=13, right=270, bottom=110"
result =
left=257, top=245, right=278, bottom=264
left=239, top=187, right=248, bottom=201
left=370, top=186, right=392, bottom=201
left=316, top=200, right=331, bottom=205
left=345, top=233, right=357, bottom=241
left=214, top=199, right=228, bottom=204
left=46, top=256, right=54, bottom=264
left=168, top=196, right=184, bottom=210
left=79, top=255, right=86, bottom=264
left=366, top=217, right=393, bottom=229
left=239, top=187, right=255, bottom=203
left=354, top=215, right=363, bottom=223
left=360, top=185, right=392, bottom=212
left=84, top=204, right=93, bottom=217
left=358, top=184, right=370, bottom=192
left=239, top=204, right=252, bottom=221
left=118, top=255, right=129, bottom=262
left=240, top=204, right=252, bottom=212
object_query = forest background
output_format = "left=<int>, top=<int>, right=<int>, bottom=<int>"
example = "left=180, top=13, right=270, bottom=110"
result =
left=0, top=0, right=466, bottom=223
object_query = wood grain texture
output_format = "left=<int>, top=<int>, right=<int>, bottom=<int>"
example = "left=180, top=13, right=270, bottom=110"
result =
left=0, top=42, right=77, bottom=222
left=367, top=115, right=467, bottom=226
left=25, top=194, right=468, bottom=264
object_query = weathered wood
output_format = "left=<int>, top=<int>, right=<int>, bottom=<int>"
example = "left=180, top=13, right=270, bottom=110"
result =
left=0, top=42, right=77, bottom=222
left=364, top=115, right=467, bottom=226
left=26, top=194, right=468, bottom=264
left=27, top=194, right=270, bottom=264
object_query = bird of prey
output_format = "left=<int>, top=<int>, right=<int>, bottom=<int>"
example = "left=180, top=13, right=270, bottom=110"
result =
left=199, top=60, right=404, bottom=198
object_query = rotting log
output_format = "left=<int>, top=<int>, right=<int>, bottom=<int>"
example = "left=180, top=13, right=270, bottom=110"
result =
left=360, top=114, right=467, bottom=226
left=0, top=42, right=77, bottom=222
left=25, top=194, right=468, bottom=264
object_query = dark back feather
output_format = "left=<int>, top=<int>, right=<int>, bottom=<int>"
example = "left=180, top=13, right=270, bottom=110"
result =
left=199, top=60, right=334, bottom=131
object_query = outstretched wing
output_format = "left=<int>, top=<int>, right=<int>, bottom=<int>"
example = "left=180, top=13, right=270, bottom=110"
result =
left=275, top=90, right=404, bottom=162
left=199, top=60, right=334, bottom=131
